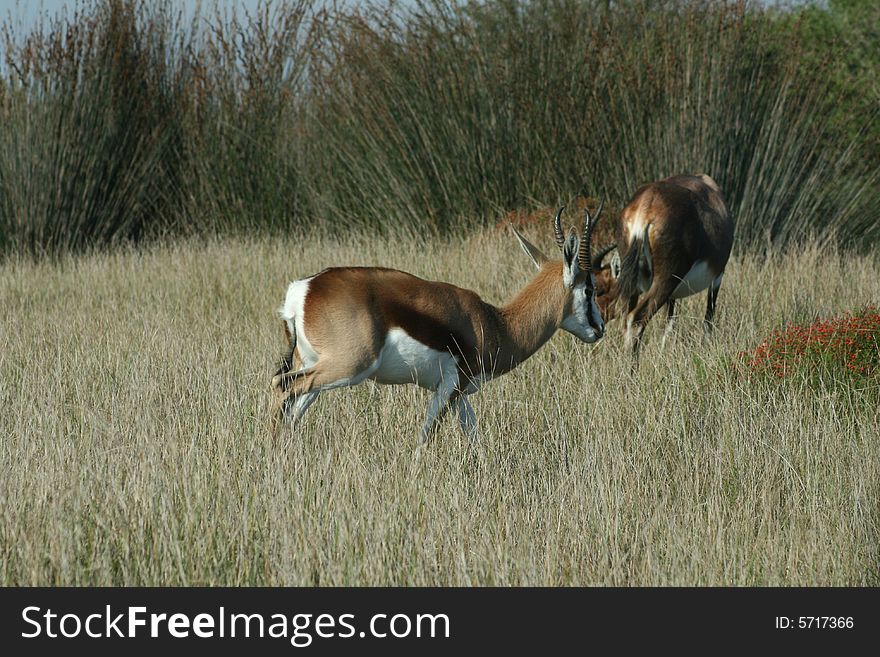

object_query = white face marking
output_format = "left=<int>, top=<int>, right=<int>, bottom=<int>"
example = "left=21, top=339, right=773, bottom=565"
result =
left=562, top=259, right=576, bottom=289
left=279, top=277, right=319, bottom=367
left=670, top=260, right=716, bottom=299
left=372, top=328, right=457, bottom=391
left=560, top=279, right=604, bottom=343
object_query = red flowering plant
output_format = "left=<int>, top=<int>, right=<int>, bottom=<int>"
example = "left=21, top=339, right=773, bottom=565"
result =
left=739, top=306, right=880, bottom=381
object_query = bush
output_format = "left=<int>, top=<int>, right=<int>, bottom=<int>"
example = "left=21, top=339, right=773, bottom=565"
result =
left=739, top=306, right=880, bottom=381
left=0, top=0, right=192, bottom=255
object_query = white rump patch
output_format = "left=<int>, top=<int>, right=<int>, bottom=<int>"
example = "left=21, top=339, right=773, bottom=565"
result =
left=371, top=328, right=457, bottom=391
left=279, top=277, right=319, bottom=366
left=670, top=261, right=716, bottom=299
left=626, top=210, right=647, bottom=247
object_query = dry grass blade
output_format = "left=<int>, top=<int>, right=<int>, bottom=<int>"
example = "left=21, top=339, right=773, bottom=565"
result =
left=1, top=231, right=878, bottom=585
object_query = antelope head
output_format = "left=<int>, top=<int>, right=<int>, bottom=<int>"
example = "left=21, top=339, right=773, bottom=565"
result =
left=591, top=242, right=621, bottom=320
left=510, top=203, right=606, bottom=343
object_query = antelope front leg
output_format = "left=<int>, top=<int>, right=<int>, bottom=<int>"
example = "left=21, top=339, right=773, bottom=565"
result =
left=269, top=390, right=320, bottom=438
left=703, top=275, right=723, bottom=338
left=419, top=379, right=459, bottom=445
left=456, top=395, right=479, bottom=442
left=661, top=299, right=677, bottom=349
left=624, top=277, right=681, bottom=366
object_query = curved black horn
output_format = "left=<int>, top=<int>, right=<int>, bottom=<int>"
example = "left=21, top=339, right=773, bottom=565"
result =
left=591, top=242, right=617, bottom=269
left=553, top=206, right=566, bottom=251
left=578, top=200, right=604, bottom=272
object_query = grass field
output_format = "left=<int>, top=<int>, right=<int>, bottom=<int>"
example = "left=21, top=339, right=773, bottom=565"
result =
left=1, top=228, right=879, bottom=585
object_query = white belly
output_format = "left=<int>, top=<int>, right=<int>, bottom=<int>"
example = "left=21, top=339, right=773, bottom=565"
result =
left=371, top=328, right=457, bottom=390
left=670, top=260, right=716, bottom=299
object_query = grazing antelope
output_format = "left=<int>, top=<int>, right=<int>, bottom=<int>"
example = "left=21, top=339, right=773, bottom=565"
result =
left=592, top=174, right=733, bottom=359
left=269, top=207, right=605, bottom=443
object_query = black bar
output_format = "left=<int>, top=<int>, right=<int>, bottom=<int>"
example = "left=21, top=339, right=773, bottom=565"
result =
left=0, top=587, right=875, bottom=653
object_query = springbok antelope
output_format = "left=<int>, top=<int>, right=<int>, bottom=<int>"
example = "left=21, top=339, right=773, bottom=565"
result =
left=269, top=207, right=605, bottom=443
left=592, top=174, right=733, bottom=359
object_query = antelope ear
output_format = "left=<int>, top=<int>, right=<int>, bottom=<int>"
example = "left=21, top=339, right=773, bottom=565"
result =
left=562, top=229, right=580, bottom=288
left=509, top=224, right=548, bottom=270
left=610, top=251, right=622, bottom=278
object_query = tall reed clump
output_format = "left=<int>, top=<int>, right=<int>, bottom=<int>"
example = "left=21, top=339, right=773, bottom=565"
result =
left=178, top=0, right=314, bottom=234
left=0, top=0, right=193, bottom=256
left=0, top=0, right=878, bottom=257
left=0, top=0, right=315, bottom=256
left=309, top=0, right=879, bottom=244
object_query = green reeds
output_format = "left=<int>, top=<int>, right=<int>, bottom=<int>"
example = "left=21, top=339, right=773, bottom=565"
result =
left=0, top=0, right=876, bottom=257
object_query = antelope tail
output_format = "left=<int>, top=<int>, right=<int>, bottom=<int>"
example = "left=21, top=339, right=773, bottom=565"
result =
left=615, top=225, right=648, bottom=317
left=274, top=319, right=297, bottom=380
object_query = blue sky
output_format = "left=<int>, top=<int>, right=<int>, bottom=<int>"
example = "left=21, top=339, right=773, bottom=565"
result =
left=0, top=0, right=256, bottom=33
left=0, top=0, right=813, bottom=36
left=1, top=0, right=78, bottom=27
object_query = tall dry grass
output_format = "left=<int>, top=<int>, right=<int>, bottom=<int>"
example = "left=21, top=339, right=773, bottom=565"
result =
left=1, top=228, right=878, bottom=585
